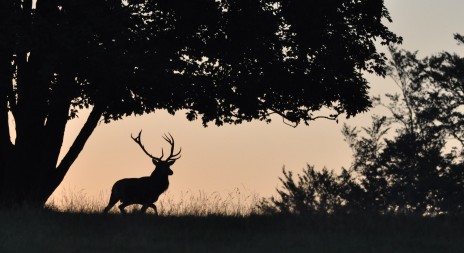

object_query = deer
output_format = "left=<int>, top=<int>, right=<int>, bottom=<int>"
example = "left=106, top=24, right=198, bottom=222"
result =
left=103, top=131, right=181, bottom=215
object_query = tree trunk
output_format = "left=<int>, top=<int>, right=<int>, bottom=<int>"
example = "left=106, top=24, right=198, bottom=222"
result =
left=0, top=158, right=52, bottom=208
left=0, top=0, right=106, bottom=209
left=0, top=106, right=102, bottom=208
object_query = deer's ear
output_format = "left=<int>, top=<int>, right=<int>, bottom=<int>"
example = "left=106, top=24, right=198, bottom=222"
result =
left=167, top=160, right=176, bottom=166
left=152, top=159, right=159, bottom=165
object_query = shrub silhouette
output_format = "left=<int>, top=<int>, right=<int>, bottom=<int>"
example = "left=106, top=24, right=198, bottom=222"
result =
left=259, top=165, right=360, bottom=215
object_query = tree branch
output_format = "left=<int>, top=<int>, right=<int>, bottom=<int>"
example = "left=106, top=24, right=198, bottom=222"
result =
left=267, top=108, right=339, bottom=128
left=267, top=108, right=299, bottom=128
left=0, top=52, right=14, bottom=196
left=0, top=53, right=13, bottom=149
left=53, top=105, right=103, bottom=184
left=0, top=95, right=12, bottom=151
left=43, top=74, right=75, bottom=169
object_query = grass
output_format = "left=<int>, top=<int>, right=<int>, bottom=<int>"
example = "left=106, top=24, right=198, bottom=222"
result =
left=1, top=190, right=463, bottom=253
left=46, top=187, right=260, bottom=216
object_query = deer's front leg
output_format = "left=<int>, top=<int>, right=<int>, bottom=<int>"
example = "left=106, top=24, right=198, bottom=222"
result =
left=139, top=203, right=158, bottom=215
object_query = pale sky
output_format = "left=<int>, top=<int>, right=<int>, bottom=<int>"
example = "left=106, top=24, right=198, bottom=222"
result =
left=48, top=0, right=464, bottom=204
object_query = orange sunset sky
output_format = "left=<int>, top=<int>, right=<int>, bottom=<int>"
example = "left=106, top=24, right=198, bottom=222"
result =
left=24, top=0, right=464, bottom=204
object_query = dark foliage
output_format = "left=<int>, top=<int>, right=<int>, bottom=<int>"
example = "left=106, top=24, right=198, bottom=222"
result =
left=259, top=163, right=371, bottom=216
left=0, top=1, right=400, bottom=207
left=259, top=165, right=360, bottom=215
left=262, top=40, right=464, bottom=216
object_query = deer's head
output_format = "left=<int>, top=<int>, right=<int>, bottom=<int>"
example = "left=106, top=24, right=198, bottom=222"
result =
left=131, top=131, right=181, bottom=176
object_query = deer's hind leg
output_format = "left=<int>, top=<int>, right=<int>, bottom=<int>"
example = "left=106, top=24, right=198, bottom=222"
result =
left=103, top=194, right=119, bottom=213
left=118, top=202, right=130, bottom=214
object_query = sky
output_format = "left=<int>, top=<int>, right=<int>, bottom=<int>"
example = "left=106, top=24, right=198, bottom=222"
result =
left=48, top=0, right=464, bottom=204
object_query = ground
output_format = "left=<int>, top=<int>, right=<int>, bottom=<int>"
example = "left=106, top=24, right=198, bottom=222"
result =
left=0, top=209, right=462, bottom=253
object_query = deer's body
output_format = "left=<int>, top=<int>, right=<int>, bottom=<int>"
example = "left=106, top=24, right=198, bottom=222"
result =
left=112, top=174, right=169, bottom=205
left=103, top=132, right=180, bottom=214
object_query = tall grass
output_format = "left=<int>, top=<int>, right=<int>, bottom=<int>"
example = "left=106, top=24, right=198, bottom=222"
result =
left=157, top=188, right=260, bottom=216
left=46, top=187, right=260, bottom=216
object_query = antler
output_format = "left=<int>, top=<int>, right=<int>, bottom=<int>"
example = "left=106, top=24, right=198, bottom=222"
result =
left=162, top=133, right=182, bottom=161
left=131, top=131, right=181, bottom=162
left=131, top=130, right=164, bottom=162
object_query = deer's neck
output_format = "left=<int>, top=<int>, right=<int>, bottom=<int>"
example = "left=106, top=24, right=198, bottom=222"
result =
left=150, top=171, right=170, bottom=188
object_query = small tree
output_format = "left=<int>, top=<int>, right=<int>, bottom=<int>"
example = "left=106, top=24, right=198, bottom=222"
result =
left=342, top=116, right=391, bottom=213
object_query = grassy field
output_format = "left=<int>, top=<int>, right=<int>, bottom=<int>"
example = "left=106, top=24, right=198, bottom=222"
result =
left=0, top=190, right=463, bottom=253
left=1, top=208, right=463, bottom=252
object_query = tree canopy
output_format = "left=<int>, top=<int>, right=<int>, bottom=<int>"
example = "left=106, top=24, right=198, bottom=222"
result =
left=0, top=0, right=400, bottom=206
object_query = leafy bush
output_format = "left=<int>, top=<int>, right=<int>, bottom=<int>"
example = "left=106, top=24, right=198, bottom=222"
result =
left=259, top=165, right=362, bottom=215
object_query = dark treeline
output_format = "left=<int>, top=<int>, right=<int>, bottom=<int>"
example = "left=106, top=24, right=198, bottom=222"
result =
left=261, top=36, right=464, bottom=216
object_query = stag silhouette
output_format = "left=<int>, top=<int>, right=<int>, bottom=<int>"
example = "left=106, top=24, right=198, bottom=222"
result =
left=103, top=131, right=181, bottom=214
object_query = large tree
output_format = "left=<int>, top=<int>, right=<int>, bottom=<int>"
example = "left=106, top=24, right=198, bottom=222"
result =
left=0, top=0, right=400, bottom=207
